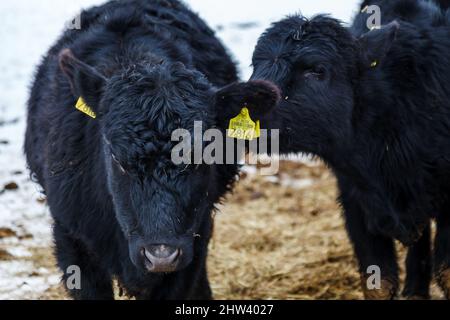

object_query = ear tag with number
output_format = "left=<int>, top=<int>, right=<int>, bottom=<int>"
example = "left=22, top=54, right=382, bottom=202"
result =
left=227, top=107, right=260, bottom=141
left=75, top=97, right=97, bottom=119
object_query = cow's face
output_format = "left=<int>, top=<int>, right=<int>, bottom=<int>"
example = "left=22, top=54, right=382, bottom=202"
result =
left=59, top=50, right=279, bottom=273
left=248, top=15, right=398, bottom=155
left=100, top=62, right=219, bottom=273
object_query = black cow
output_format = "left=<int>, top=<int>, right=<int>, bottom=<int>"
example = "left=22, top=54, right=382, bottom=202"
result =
left=221, top=1, right=450, bottom=299
left=24, top=0, right=250, bottom=300
left=352, top=0, right=449, bottom=300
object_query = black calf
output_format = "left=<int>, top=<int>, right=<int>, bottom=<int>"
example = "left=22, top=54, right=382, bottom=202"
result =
left=352, top=0, right=445, bottom=300
left=223, top=2, right=450, bottom=299
left=25, top=0, right=242, bottom=300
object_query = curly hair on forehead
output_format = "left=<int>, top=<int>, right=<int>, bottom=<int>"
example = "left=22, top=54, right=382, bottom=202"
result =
left=107, top=63, right=212, bottom=120
left=304, top=15, right=358, bottom=52
left=102, top=62, right=215, bottom=174
left=263, top=14, right=359, bottom=61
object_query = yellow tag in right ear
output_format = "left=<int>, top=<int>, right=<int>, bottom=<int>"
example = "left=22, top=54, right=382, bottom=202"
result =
left=75, top=97, right=97, bottom=119
left=370, top=60, right=378, bottom=68
left=227, top=107, right=261, bottom=141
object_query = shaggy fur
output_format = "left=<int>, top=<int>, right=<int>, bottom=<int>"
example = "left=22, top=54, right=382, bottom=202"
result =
left=352, top=0, right=450, bottom=299
left=25, top=0, right=242, bottom=300
left=223, top=1, right=450, bottom=299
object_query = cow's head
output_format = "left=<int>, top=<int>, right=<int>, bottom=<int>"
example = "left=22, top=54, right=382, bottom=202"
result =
left=59, top=49, right=278, bottom=273
left=238, top=15, right=399, bottom=157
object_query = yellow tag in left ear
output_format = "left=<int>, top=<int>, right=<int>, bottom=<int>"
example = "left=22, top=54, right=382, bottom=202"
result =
left=227, top=107, right=260, bottom=141
left=75, top=97, right=96, bottom=119
left=371, top=60, right=378, bottom=68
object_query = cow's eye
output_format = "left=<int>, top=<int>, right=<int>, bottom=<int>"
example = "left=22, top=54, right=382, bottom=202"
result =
left=112, top=154, right=126, bottom=174
left=303, top=66, right=326, bottom=80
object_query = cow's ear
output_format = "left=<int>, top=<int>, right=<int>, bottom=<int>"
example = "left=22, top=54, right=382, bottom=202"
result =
left=358, top=21, right=399, bottom=68
left=213, top=80, right=281, bottom=128
left=59, top=48, right=107, bottom=113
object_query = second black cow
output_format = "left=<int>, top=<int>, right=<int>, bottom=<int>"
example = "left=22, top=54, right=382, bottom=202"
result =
left=223, top=0, right=450, bottom=299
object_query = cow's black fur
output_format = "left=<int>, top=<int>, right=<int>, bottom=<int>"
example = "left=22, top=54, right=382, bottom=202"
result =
left=352, top=0, right=450, bottom=300
left=25, top=0, right=241, bottom=300
left=223, top=1, right=450, bottom=299
left=439, top=0, right=450, bottom=9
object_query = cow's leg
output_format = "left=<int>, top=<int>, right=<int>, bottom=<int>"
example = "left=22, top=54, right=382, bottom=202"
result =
left=402, top=223, right=432, bottom=299
left=434, top=212, right=450, bottom=299
left=188, top=263, right=212, bottom=300
left=53, top=223, right=114, bottom=300
left=343, top=200, right=399, bottom=300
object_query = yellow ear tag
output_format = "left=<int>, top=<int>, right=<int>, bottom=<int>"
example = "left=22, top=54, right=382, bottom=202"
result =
left=227, top=107, right=261, bottom=141
left=75, top=97, right=97, bottom=119
left=370, top=60, right=378, bottom=68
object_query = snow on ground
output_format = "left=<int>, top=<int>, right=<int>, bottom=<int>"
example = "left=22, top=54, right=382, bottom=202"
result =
left=0, top=0, right=359, bottom=299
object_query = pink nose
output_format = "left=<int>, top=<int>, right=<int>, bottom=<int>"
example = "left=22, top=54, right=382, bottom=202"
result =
left=142, top=245, right=181, bottom=273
